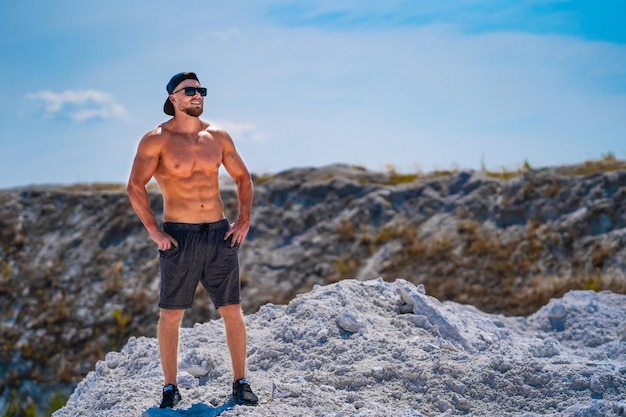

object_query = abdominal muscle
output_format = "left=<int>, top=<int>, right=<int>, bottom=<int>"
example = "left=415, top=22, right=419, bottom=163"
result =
left=156, top=172, right=226, bottom=224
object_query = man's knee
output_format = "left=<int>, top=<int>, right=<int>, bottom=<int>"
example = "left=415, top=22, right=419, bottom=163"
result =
left=219, top=304, right=243, bottom=322
left=159, top=308, right=185, bottom=325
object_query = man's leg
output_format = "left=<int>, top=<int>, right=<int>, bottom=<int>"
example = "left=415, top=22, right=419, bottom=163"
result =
left=158, top=308, right=185, bottom=385
left=218, top=304, right=247, bottom=381
left=219, top=304, right=258, bottom=405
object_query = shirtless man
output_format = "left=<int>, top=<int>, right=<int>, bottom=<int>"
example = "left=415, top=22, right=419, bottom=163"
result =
left=127, top=72, right=258, bottom=408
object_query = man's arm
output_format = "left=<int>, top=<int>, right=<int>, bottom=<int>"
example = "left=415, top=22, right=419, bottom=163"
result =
left=220, top=130, right=253, bottom=246
left=127, top=132, right=178, bottom=250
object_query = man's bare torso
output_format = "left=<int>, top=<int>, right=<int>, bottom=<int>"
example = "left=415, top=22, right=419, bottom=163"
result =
left=154, top=121, right=226, bottom=224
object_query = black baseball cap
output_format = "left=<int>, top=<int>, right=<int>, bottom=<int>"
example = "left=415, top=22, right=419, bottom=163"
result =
left=163, top=72, right=199, bottom=115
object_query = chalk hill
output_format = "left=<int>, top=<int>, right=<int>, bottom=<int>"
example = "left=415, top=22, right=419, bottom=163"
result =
left=54, top=279, right=626, bottom=416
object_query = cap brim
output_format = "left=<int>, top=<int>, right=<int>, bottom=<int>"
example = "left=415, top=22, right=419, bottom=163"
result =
left=164, top=97, right=175, bottom=116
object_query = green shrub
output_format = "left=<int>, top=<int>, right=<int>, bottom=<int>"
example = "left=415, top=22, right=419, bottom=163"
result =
left=45, top=392, right=69, bottom=415
left=112, top=308, right=132, bottom=330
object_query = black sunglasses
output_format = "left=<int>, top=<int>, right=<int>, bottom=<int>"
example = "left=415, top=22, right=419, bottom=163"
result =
left=172, top=86, right=207, bottom=96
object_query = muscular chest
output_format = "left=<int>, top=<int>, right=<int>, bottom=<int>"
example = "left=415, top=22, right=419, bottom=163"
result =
left=158, top=134, right=222, bottom=176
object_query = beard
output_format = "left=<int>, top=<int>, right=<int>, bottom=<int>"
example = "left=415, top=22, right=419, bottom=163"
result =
left=183, top=106, right=203, bottom=117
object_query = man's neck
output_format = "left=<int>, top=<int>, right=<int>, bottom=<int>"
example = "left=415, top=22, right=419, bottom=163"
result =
left=170, top=113, right=203, bottom=134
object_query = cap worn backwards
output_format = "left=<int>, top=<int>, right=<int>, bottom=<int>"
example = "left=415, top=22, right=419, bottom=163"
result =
left=163, top=72, right=200, bottom=116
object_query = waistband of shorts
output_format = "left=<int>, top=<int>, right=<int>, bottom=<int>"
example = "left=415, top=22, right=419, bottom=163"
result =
left=162, top=219, right=230, bottom=232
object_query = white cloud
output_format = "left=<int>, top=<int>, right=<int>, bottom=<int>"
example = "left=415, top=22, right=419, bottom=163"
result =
left=213, top=120, right=268, bottom=142
left=26, top=90, right=129, bottom=122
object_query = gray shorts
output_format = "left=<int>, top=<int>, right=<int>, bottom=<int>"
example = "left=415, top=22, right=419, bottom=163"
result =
left=158, top=219, right=241, bottom=310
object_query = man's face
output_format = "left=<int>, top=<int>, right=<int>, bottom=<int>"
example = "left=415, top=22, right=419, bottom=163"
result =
left=170, top=79, right=204, bottom=117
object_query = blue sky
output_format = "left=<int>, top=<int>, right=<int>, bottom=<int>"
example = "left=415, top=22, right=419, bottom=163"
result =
left=1, top=0, right=625, bottom=188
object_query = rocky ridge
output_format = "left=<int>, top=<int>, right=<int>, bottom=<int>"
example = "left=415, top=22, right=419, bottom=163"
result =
left=1, top=159, right=626, bottom=414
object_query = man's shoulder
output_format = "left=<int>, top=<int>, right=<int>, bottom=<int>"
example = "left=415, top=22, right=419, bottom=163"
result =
left=205, top=123, right=233, bottom=142
left=143, top=124, right=170, bottom=141
left=205, top=122, right=226, bottom=135
left=137, top=125, right=171, bottom=153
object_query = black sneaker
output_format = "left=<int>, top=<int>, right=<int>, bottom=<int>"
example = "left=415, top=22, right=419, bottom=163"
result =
left=160, top=384, right=181, bottom=409
left=232, top=379, right=259, bottom=406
